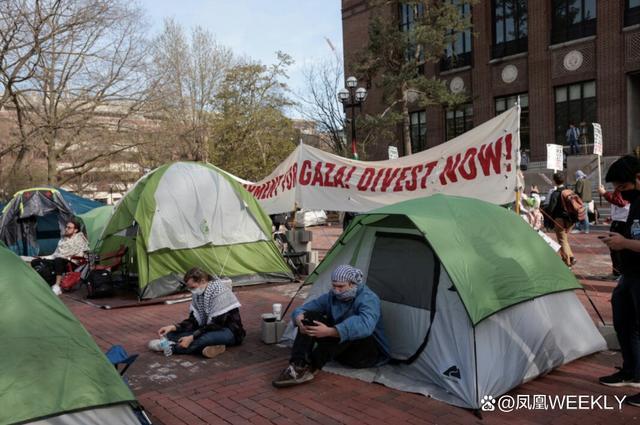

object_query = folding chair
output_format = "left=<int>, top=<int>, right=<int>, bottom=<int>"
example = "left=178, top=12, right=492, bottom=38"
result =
left=93, top=244, right=129, bottom=285
left=273, top=232, right=307, bottom=275
left=105, top=344, right=139, bottom=377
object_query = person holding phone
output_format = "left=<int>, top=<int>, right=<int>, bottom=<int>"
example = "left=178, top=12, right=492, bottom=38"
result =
left=272, top=265, right=389, bottom=388
left=599, top=155, right=640, bottom=407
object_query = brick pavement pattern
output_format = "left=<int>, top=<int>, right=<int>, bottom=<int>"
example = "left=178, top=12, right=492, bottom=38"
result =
left=62, top=225, right=640, bottom=424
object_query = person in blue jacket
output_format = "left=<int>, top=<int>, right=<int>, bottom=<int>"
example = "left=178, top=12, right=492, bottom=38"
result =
left=272, top=264, right=389, bottom=388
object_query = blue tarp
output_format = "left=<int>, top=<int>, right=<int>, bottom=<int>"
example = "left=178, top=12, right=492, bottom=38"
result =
left=37, top=189, right=102, bottom=254
left=2, top=188, right=102, bottom=255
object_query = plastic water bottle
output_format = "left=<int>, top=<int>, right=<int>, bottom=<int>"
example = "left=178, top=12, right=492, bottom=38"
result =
left=632, top=220, right=640, bottom=240
left=160, top=337, right=172, bottom=357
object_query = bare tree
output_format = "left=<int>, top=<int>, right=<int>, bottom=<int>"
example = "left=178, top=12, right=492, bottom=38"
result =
left=296, top=46, right=348, bottom=156
left=1, top=0, right=151, bottom=186
left=149, top=19, right=232, bottom=162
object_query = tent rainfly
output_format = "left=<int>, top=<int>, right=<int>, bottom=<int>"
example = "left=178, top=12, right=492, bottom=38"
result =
left=286, top=194, right=606, bottom=409
left=99, top=162, right=293, bottom=299
left=0, top=244, right=144, bottom=424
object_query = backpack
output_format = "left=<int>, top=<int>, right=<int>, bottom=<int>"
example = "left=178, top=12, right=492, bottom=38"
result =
left=86, top=269, right=113, bottom=298
left=560, top=189, right=586, bottom=223
left=31, top=259, right=56, bottom=286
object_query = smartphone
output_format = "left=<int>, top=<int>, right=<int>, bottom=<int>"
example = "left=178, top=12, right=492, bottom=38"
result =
left=301, top=317, right=317, bottom=326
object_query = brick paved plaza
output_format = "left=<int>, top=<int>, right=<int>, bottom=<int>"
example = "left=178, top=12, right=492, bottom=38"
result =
left=62, top=226, right=640, bottom=424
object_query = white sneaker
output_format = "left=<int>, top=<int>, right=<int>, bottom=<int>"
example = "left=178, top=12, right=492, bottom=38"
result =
left=147, top=339, right=163, bottom=352
left=52, top=284, right=62, bottom=296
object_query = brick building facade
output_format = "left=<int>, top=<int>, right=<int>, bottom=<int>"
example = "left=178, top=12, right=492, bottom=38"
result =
left=342, top=0, right=640, bottom=161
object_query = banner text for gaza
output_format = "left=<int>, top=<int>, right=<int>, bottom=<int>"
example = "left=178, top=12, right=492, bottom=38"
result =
left=244, top=134, right=513, bottom=200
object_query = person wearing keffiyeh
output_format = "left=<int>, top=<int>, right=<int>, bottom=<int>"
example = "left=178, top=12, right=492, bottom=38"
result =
left=272, top=264, right=389, bottom=388
left=148, top=267, right=246, bottom=358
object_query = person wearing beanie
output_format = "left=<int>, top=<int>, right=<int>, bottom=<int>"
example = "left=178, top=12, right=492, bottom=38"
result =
left=573, top=170, right=592, bottom=234
left=272, top=264, right=389, bottom=388
left=600, top=155, right=640, bottom=407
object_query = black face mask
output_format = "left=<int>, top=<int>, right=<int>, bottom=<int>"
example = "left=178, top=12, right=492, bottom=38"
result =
left=621, top=190, right=640, bottom=202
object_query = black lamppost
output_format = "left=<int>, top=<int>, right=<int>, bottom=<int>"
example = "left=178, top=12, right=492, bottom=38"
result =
left=338, top=76, right=367, bottom=160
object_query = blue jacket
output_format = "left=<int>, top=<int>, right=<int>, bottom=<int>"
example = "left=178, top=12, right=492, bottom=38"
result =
left=292, top=283, right=390, bottom=360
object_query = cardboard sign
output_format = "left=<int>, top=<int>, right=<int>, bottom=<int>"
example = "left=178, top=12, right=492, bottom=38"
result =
left=388, top=146, right=399, bottom=160
left=593, top=123, right=603, bottom=156
left=546, top=144, right=564, bottom=171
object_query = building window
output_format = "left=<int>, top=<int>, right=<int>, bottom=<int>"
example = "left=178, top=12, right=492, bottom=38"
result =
left=492, top=0, right=528, bottom=58
left=410, top=110, right=427, bottom=153
left=445, top=103, right=473, bottom=140
left=551, top=0, right=596, bottom=44
left=399, top=2, right=425, bottom=72
left=495, top=94, right=529, bottom=150
left=626, top=0, right=640, bottom=27
left=554, top=81, right=597, bottom=148
left=441, top=0, right=473, bottom=71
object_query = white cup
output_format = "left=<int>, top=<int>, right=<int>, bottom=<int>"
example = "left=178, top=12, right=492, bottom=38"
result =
left=272, top=303, right=282, bottom=321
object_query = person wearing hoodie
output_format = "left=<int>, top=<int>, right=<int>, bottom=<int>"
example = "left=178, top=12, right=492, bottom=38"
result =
left=573, top=170, right=592, bottom=234
left=272, top=264, right=389, bottom=387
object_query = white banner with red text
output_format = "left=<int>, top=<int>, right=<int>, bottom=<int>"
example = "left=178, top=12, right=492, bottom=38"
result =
left=230, top=106, right=521, bottom=214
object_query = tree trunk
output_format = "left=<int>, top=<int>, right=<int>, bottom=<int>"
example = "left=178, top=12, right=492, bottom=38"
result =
left=46, top=134, right=58, bottom=185
left=402, top=87, right=412, bottom=156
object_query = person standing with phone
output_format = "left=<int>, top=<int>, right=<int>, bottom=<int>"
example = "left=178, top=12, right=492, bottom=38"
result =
left=600, top=156, right=640, bottom=407
left=272, top=265, right=389, bottom=388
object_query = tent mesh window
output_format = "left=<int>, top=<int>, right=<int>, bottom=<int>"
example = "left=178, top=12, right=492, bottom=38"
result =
left=366, top=232, right=436, bottom=310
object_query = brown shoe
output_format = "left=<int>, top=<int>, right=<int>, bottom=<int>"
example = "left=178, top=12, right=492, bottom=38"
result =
left=202, top=345, right=226, bottom=359
left=272, top=364, right=314, bottom=388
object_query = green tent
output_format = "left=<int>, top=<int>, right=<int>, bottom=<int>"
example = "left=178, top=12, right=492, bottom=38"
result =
left=99, top=162, right=293, bottom=299
left=78, top=205, right=114, bottom=250
left=297, top=194, right=605, bottom=408
left=0, top=245, right=142, bottom=424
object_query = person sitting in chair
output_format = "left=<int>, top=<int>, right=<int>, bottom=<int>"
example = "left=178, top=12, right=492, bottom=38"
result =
left=272, top=264, right=389, bottom=387
left=32, top=218, right=88, bottom=294
left=148, top=267, right=246, bottom=358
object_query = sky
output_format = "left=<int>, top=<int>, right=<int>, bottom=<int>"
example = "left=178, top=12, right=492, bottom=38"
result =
left=138, top=0, right=344, bottom=115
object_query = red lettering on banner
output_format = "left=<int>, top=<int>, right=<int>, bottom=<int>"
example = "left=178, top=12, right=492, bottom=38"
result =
left=311, top=162, right=324, bottom=186
left=420, top=161, right=438, bottom=189
left=381, top=168, right=400, bottom=192
left=370, top=168, right=386, bottom=192
left=478, top=138, right=502, bottom=176
left=406, top=164, right=424, bottom=191
left=299, top=160, right=312, bottom=185
left=393, top=167, right=412, bottom=192
left=333, top=166, right=347, bottom=188
left=323, top=163, right=336, bottom=187
left=504, top=133, right=513, bottom=172
left=345, top=166, right=356, bottom=189
left=439, top=154, right=463, bottom=185
left=357, top=168, right=375, bottom=191
left=458, top=148, right=478, bottom=180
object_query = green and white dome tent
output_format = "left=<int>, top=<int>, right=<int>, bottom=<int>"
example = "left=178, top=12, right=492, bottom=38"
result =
left=98, top=162, right=293, bottom=299
left=0, top=243, right=144, bottom=424
left=284, top=194, right=606, bottom=409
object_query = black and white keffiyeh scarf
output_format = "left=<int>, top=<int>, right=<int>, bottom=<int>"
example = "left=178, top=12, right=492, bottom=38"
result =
left=190, top=279, right=241, bottom=326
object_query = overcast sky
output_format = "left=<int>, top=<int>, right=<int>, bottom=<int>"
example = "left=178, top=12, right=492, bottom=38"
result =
left=139, top=0, right=344, bottom=111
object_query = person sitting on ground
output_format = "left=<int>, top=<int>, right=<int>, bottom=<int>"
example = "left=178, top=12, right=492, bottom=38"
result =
left=31, top=218, right=89, bottom=294
left=272, top=264, right=389, bottom=388
left=544, top=172, right=576, bottom=267
left=148, top=267, right=246, bottom=358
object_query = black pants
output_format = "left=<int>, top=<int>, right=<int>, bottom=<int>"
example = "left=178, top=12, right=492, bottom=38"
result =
left=610, top=221, right=626, bottom=275
left=290, top=330, right=381, bottom=371
left=46, top=257, right=70, bottom=276
left=612, top=276, right=640, bottom=379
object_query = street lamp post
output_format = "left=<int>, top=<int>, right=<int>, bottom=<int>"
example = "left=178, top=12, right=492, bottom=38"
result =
left=338, top=76, right=367, bottom=160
